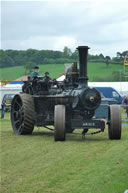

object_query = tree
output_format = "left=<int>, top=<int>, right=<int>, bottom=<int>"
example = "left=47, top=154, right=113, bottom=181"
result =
left=24, top=61, right=36, bottom=74
left=43, top=58, right=55, bottom=64
left=99, top=53, right=104, bottom=59
left=71, top=49, right=78, bottom=60
left=63, top=46, right=72, bottom=58
left=105, top=56, right=111, bottom=67
left=0, top=50, right=15, bottom=68
left=116, top=51, right=128, bottom=65
left=117, top=52, right=122, bottom=60
left=122, top=51, right=128, bottom=59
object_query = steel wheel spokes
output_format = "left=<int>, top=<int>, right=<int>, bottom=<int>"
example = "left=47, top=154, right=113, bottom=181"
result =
left=11, top=95, right=24, bottom=134
left=11, top=94, right=35, bottom=135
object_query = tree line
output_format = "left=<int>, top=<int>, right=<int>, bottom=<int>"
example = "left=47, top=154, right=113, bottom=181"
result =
left=0, top=47, right=127, bottom=70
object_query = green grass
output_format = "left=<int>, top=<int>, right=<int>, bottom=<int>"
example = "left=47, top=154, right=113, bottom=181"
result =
left=88, top=62, right=122, bottom=81
left=0, top=64, right=64, bottom=81
left=0, top=62, right=123, bottom=81
left=1, top=113, right=128, bottom=193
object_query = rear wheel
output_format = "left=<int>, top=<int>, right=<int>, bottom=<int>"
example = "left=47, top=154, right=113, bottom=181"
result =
left=108, top=105, right=122, bottom=140
left=25, top=85, right=33, bottom=95
left=54, top=105, right=66, bottom=141
left=11, top=93, right=35, bottom=135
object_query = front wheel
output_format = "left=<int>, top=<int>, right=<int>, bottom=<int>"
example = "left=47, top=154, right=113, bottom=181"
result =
left=108, top=105, right=122, bottom=140
left=54, top=105, right=66, bottom=141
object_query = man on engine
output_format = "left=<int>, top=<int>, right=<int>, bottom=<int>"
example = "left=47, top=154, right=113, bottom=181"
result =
left=30, top=66, right=40, bottom=80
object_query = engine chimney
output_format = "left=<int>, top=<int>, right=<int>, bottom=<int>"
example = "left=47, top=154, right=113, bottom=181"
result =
left=77, top=46, right=90, bottom=86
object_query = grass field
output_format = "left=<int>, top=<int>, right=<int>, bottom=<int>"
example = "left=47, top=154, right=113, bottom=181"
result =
left=0, top=62, right=123, bottom=81
left=0, top=64, right=64, bottom=81
left=1, top=112, right=128, bottom=193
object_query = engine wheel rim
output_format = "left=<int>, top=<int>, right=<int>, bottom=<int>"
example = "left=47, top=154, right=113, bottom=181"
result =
left=11, top=95, right=24, bottom=134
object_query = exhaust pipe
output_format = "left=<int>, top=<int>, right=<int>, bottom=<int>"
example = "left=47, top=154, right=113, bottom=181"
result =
left=77, top=46, right=90, bottom=86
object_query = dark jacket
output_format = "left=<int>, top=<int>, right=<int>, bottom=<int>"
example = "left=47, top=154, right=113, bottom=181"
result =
left=30, top=72, right=39, bottom=80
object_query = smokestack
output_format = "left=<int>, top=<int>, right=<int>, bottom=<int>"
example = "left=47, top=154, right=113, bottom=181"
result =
left=77, top=46, right=90, bottom=86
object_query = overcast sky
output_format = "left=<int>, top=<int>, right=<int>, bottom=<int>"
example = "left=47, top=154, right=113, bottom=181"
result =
left=1, top=0, right=128, bottom=57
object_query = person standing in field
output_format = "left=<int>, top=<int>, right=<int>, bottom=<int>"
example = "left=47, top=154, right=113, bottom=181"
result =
left=1, top=100, right=5, bottom=119
left=122, top=96, right=128, bottom=119
left=30, top=66, right=40, bottom=80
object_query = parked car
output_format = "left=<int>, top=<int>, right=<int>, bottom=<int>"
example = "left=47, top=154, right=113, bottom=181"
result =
left=1, top=94, right=15, bottom=112
left=95, top=87, right=123, bottom=104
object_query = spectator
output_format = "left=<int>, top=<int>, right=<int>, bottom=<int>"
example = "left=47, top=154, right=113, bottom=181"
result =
left=122, top=96, right=128, bottom=119
left=1, top=99, right=5, bottom=119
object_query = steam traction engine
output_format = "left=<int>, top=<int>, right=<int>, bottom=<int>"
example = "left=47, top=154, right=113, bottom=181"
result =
left=11, top=46, right=122, bottom=141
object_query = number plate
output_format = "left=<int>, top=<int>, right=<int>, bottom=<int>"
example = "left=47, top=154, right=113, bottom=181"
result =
left=83, top=122, right=95, bottom=127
